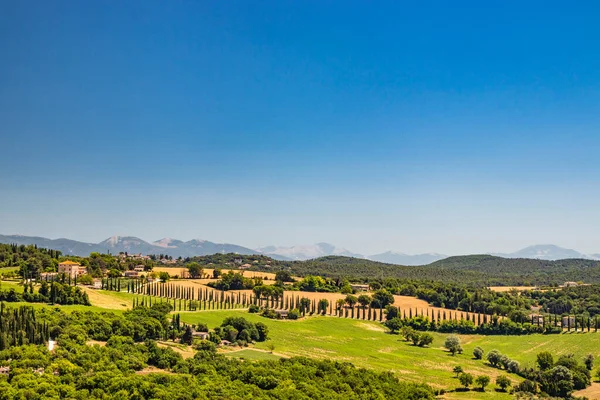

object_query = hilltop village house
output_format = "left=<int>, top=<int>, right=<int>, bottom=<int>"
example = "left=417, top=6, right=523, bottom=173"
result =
left=58, top=261, right=87, bottom=279
left=350, top=284, right=370, bottom=292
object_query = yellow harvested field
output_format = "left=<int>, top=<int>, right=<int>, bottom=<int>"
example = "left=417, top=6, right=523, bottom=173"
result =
left=574, top=383, right=600, bottom=400
left=488, top=286, right=538, bottom=292
left=157, top=341, right=196, bottom=359
left=135, top=366, right=175, bottom=375
left=153, top=267, right=282, bottom=281
left=82, top=288, right=130, bottom=310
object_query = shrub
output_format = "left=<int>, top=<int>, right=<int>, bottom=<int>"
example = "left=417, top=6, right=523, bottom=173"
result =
left=473, top=346, right=484, bottom=360
left=248, top=304, right=260, bottom=313
left=196, top=322, right=208, bottom=332
left=507, top=360, right=520, bottom=374
left=486, top=350, right=502, bottom=367
left=444, top=335, right=462, bottom=356
left=288, top=308, right=300, bottom=320
left=418, top=332, right=434, bottom=347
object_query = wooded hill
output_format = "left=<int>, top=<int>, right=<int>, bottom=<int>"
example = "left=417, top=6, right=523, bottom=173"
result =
left=181, top=253, right=600, bottom=286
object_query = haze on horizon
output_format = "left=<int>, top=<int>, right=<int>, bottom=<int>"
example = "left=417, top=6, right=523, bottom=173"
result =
left=1, top=2, right=599, bottom=256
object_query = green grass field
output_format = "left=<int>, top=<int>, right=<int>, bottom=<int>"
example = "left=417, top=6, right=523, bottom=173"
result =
left=0, top=280, right=25, bottom=292
left=224, top=348, right=282, bottom=361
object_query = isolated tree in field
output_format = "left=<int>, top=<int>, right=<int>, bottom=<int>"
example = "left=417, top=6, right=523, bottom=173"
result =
left=187, top=262, right=203, bottom=279
left=536, top=351, right=554, bottom=370
left=475, top=375, right=490, bottom=391
left=453, top=366, right=463, bottom=377
left=267, top=342, right=275, bottom=353
left=496, top=375, right=511, bottom=392
left=212, top=269, right=222, bottom=279
left=445, top=335, right=462, bottom=356
left=473, top=346, right=484, bottom=360
left=458, top=373, right=473, bottom=389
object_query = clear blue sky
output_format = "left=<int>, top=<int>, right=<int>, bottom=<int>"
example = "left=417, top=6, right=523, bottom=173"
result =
left=1, top=1, right=599, bottom=255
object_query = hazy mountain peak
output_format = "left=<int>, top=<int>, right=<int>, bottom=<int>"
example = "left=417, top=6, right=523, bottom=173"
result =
left=493, top=244, right=598, bottom=261
left=153, top=238, right=184, bottom=248
left=257, top=242, right=363, bottom=260
left=368, top=251, right=447, bottom=266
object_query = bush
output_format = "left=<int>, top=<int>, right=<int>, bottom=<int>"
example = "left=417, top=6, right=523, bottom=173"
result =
left=473, top=346, right=484, bottom=360
left=444, top=335, right=462, bottom=356
left=288, top=308, right=301, bottom=320
left=196, top=322, right=208, bottom=332
left=486, top=350, right=502, bottom=367
left=418, top=332, right=434, bottom=347
left=248, top=304, right=260, bottom=313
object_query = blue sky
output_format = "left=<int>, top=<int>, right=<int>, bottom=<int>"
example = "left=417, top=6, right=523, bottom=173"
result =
left=1, top=1, right=599, bottom=255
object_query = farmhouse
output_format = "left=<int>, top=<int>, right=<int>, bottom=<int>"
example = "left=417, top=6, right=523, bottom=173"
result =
left=58, top=261, right=86, bottom=278
left=123, top=270, right=139, bottom=278
left=275, top=310, right=289, bottom=319
left=192, top=331, right=210, bottom=340
left=220, top=340, right=233, bottom=346
left=350, top=284, right=370, bottom=292
left=133, top=265, right=146, bottom=272
left=40, top=272, right=58, bottom=280
left=563, top=281, right=579, bottom=288
left=239, top=263, right=252, bottom=270
left=92, top=279, right=102, bottom=289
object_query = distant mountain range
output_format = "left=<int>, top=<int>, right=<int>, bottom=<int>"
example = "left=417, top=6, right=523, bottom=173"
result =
left=0, top=234, right=257, bottom=258
left=0, top=234, right=598, bottom=264
left=256, top=243, right=363, bottom=261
